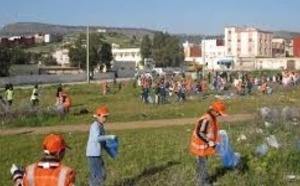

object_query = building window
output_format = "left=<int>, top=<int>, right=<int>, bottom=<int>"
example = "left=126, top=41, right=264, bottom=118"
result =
left=237, top=39, right=241, bottom=42
left=228, top=39, right=231, bottom=42
left=249, top=38, right=252, bottom=42
left=237, top=48, right=241, bottom=52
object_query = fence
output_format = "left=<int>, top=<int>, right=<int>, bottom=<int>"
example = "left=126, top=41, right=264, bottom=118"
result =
left=0, top=69, right=135, bottom=88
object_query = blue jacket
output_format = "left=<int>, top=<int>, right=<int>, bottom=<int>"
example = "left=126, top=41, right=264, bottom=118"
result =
left=86, top=121, right=112, bottom=157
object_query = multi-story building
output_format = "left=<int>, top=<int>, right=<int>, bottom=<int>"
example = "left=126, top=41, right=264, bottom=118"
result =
left=201, top=39, right=234, bottom=70
left=183, top=41, right=202, bottom=67
left=272, top=38, right=286, bottom=57
left=183, top=41, right=202, bottom=57
left=225, top=26, right=273, bottom=58
left=112, top=46, right=141, bottom=68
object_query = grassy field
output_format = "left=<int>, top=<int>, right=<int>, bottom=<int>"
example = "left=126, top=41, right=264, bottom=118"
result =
left=1, top=120, right=300, bottom=185
left=0, top=81, right=299, bottom=128
left=1, top=82, right=300, bottom=185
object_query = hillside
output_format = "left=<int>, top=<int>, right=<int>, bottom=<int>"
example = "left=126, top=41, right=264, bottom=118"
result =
left=1, top=22, right=300, bottom=44
left=0, top=22, right=156, bottom=39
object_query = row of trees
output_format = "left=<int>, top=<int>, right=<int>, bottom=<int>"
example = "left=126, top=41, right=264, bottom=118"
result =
left=140, top=32, right=184, bottom=67
left=68, top=32, right=113, bottom=74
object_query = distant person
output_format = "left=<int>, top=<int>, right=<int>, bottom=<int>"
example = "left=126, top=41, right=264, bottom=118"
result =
left=10, top=133, right=76, bottom=186
left=55, top=89, right=71, bottom=114
left=5, top=83, right=14, bottom=107
left=30, top=84, right=39, bottom=107
left=190, top=100, right=228, bottom=186
left=102, top=81, right=110, bottom=95
left=86, top=106, right=118, bottom=186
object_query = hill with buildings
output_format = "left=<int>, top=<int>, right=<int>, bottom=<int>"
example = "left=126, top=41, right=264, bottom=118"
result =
left=0, top=22, right=156, bottom=39
left=1, top=22, right=300, bottom=44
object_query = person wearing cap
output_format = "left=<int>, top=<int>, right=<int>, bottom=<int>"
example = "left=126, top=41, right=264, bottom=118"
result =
left=10, top=133, right=76, bottom=186
left=86, top=106, right=117, bottom=186
left=190, top=100, right=228, bottom=186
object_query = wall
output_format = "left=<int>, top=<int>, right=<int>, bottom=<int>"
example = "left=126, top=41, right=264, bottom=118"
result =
left=254, top=57, right=300, bottom=70
left=0, top=71, right=135, bottom=87
left=293, top=37, right=300, bottom=57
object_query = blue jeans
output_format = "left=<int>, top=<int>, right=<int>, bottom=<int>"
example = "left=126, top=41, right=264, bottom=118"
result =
left=196, top=156, right=209, bottom=186
left=87, top=156, right=106, bottom=186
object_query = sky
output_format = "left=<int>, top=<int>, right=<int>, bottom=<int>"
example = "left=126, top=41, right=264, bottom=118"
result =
left=0, top=0, right=299, bottom=35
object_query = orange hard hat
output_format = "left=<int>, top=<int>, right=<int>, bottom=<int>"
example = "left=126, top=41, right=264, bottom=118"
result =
left=211, top=101, right=228, bottom=116
left=95, top=106, right=110, bottom=116
left=43, top=134, right=70, bottom=154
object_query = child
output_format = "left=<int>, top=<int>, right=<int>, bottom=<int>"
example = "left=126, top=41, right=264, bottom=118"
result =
left=30, top=84, right=39, bottom=107
left=86, top=106, right=117, bottom=186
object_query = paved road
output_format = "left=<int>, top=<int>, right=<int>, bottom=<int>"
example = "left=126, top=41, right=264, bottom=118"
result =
left=0, top=113, right=254, bottom=136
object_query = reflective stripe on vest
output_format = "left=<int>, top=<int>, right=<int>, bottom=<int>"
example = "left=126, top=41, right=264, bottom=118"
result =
left=190, top=140, right=208, bottom=150
left=27, top=164, right=35, bottom=186
left=58, top=166, right=69, bottom=186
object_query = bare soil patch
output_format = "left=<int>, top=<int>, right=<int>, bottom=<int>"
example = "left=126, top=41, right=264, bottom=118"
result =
left=0, top=113, right=254, bottom=136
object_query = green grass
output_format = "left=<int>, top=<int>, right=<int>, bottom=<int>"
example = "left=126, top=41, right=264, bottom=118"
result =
left=1, top=120, right=300, bottom=185
left=1, top=81, right=300, bottom=128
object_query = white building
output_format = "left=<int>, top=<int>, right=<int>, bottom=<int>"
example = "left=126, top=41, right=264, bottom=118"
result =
left=44, top=34, right=51, bottom=43
left=112, top=47, right=141, bottom=68
left=52, top=49, right=70, bottom=67
left=201, top=39, right=234, bottom=70
left=225, top=27, right=273, bottom=58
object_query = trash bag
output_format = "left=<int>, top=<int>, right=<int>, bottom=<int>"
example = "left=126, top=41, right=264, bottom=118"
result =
left=105, top=137, right=119, bottom=158
left=147, top=96, right=154, bottom=104
left=260, top=107, right=273, bottom=122
left=266, top=135, right=280, bottom=148
left=216, top=130, right=241, bottom=168
left=255, top=143, right=268, bottom=156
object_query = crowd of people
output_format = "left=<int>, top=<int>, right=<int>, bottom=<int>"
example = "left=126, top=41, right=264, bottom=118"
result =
left=137, top=70, right=300, bottom=104
left=4, top=69, right=300, bottom=185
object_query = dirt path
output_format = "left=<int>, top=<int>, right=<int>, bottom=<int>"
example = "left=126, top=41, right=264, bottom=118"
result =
left=0, top=113, right=254, bottom=136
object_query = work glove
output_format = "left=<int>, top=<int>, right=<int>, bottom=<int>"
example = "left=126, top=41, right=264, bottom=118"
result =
left=10, top=164, right=19, bottom=175
left=10, top=164, right=24, bottom=183
left=108, top=135, right=117, bottom=140
left=208, top=141, right=216, bottom=148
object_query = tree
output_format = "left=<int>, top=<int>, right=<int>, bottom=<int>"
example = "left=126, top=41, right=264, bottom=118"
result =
left=99, top=42, right=113, bottom=70
left=10, top=47, right=31, bottom=64
left=140, top=35, right=152, bottom=60
left=152, top=32, right=184, bottom=67
left=0, top=45, right=12, bottom=77
left=68, top=32, right=113, bottom=72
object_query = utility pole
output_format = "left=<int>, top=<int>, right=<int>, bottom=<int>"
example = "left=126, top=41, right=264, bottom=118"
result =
left=202, top=35, right=206, bottom=79
left=86, top=26, right=90, bottom=83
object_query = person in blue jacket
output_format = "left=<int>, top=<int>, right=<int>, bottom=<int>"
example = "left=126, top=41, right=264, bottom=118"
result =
left=86, top=106, right=117, bottom=186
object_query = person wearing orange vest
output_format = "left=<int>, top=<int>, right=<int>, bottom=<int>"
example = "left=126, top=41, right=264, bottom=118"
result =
left=56, top=89, right=72, bottom=114
left=10, top=134, right=76, bottom=186
left=190, top=101, right=228, bottom=186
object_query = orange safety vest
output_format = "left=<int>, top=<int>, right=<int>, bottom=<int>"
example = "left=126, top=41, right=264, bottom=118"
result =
left=23, top=162, right=75, bottom=186
left=61, top=94, right=71, bottom=109
left=190, top=113, right=220, bottom=157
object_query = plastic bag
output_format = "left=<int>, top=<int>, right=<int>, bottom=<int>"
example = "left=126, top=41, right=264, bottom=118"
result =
left=255, top=143, right=268, bottom=156
left=266, top=135, right=280, bottom=148
left=216, top=130, right=241, bottom=168
left=105, top=137, right=119, bottom=158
